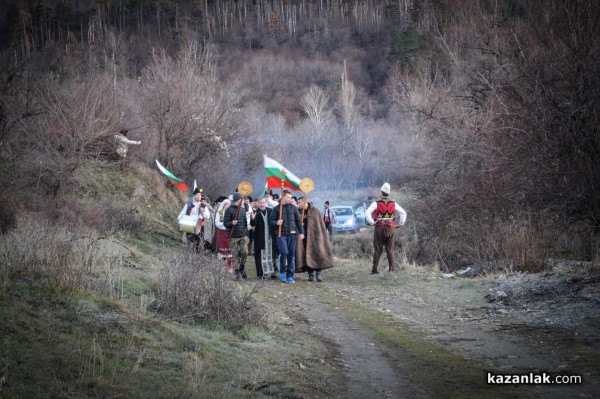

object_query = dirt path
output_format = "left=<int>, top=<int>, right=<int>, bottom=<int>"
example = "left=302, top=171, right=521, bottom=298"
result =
left=292, top=291, right=428, bottom=399
left=324, top=280, right=598, bottom=399
left=253, top=261, right=600, bottom=399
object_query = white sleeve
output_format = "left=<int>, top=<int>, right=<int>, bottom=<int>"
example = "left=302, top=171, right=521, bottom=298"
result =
left=395, top=203, right=407, bottom=225
left=177, top=204, right=188, bottom=221
left=365, top=202, right=377, bottom=225
left=114, top=134, right=139, bottom=145
left=215, top=212, right=225, bottom=229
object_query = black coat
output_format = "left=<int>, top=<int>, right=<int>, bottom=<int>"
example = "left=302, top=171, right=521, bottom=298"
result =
left=270, top=203, right=304, bottom=236
left=251, top=208, right=276, bottom=250
left=223, top=204, right=248, bottom=238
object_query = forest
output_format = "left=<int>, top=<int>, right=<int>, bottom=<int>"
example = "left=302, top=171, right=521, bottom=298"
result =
left=1, top=0, right=599, bottom=267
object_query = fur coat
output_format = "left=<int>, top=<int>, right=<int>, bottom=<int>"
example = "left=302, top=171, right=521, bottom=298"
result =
left=296, top=203, right=335, bottom=272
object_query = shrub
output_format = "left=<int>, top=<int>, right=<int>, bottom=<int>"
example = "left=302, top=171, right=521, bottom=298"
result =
left=0, top=213, right=128, bottom=297
left=156, top=250, right=265, bottom=331
left=331, top=232, right=372, bottom=259
left=101, top=202, right=146, bottom=236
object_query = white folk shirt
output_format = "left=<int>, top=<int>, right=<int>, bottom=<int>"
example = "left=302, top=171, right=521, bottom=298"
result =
left=365, top=200, right=407, bottom=226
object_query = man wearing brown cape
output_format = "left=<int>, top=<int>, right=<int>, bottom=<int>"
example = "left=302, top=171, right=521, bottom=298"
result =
left=296, top=197, right=335, bottom=281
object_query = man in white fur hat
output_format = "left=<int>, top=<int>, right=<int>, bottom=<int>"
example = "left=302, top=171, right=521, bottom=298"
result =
left=365, top=182, right=407, bottom=274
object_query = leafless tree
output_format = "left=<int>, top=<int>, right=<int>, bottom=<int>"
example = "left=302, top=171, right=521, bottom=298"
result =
left=338, top=63, right=358, bottom=156
left=387, top=0, right=600, bottom=266
left=138, top=42, right=245, bottom=181
left=16, top=73, right=122, bottom=196
left=299, top=85, right=332, bottom=167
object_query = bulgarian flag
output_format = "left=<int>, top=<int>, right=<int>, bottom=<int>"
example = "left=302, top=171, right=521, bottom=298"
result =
left=260, top=182, right=268, bottom=197
left=155, top=159, right=188, bottom=192
left=264, top=155, right=301, bottom=190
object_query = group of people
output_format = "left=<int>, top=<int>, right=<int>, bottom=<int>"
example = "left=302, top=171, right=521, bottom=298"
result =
left=176, top=182, right=407, bottom=281
left=177, top=188, right=335, bottom=283
left=114, top=129, right=408, bottom=276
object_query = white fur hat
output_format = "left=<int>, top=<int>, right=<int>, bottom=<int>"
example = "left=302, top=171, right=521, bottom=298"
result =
left=381, top=182, right=391, bottom=195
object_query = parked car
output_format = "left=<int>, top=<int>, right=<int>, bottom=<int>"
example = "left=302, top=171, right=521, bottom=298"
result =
left=353, top=205, right=367, bottom=226
left=330, top=205, right=362, bottom=234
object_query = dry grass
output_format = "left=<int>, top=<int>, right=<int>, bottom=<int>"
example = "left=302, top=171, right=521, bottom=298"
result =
left=0, top=213, right=129, bottom=297
left=156, top=249, right=266, bottom=331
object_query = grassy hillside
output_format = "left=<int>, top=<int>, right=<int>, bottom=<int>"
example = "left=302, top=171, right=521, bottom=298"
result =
left=0, top=161, right=339, bottom=398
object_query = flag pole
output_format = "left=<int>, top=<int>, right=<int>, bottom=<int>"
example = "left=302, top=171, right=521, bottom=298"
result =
left=301, top=192, right=307, bottom=221
left=278, top=169, right=286, bottom=237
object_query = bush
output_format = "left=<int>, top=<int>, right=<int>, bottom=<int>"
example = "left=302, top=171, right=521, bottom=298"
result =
left=331, top=232, right=372, bottom=259
left=332, top=229, right=417, bottom=270
left=156, top=250, right=265, bottom=331
left=0, top=214, right=128, bottom=297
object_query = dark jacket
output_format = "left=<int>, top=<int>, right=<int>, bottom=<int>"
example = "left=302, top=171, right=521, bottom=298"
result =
left=223, top=204, right=248, bottom=238
left=251, top=208, right=276, bottom=250
left=270, top=203, right=304, bottom=236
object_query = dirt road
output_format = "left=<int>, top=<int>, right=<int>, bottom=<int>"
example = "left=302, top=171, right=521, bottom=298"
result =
left=255, top=259, right=600, bottom=398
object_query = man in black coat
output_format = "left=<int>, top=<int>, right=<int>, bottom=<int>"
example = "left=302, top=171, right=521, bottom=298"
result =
left=270, top=190, right=304, bottom=283
left=223, top=192, right=249, bottom=280
left=250, top=197, right=278, bottom=278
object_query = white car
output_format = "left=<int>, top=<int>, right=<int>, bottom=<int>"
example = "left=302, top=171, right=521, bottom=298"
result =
left=330, top=205, right=361, bottom=234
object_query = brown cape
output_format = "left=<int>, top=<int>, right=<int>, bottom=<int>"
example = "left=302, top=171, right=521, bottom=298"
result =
left=296, top=203, right=335, bottom=272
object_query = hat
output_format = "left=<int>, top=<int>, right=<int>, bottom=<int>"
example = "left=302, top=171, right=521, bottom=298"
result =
left=325, top=200, right=329, bottom=205
left=193, top=187, right=202, bottom=195
left=381, top=182, right=391, bottom=195
left=232, top=192, right=242, bottom=202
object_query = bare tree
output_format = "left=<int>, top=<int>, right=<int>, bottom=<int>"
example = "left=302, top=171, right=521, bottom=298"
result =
left=299, top=85, right=332, bottom=167
left=386, top=0, right=600, bottom=267
left=338, top=62, right=358, bottom=156
left=138, top=42, right=245, bottom=179
left=16, top=73, right=122, bottom=196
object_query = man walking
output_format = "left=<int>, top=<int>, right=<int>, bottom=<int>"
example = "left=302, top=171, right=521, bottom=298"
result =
left=223, top=192, right=250, bottom=280
left=250, top=197, right=278, bottom=278
left=365, top=183, right=407, bottom=274
left=322, top=201, right=336, bottom=238
left=271, top=190, right=304, bottom=283
left=297, top=197, right=334, bottom=281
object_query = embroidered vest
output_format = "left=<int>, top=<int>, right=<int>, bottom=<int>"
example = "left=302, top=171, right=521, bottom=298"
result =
left=374, top=199, right=395, bottom=226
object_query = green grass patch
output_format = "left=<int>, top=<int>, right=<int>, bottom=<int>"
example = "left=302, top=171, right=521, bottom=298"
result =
left=0, top=279, right=340, bottom=398
left=326, top=296, right=530, bottom=399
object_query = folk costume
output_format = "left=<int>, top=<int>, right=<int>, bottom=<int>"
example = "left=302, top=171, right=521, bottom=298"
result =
left=114, top=129, right=141, bottom=159
left=200, top=202, right=216, bottom=251
left=321, top=202, right=336, bottom=237
left=365, top=182, right=407, bottom=273
left=296, top=202, right=334, bottom=281
left=214, top=199, right=233, bottom=272
left=178, top=189, right=205, bottom=253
